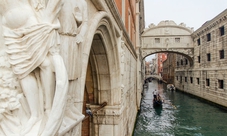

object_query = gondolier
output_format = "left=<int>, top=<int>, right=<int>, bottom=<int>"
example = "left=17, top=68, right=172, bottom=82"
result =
left=153, top=89, right=158, bottom=100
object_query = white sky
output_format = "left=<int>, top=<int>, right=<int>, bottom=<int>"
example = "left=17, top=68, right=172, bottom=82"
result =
left=144, top=0, right=227, bottom=61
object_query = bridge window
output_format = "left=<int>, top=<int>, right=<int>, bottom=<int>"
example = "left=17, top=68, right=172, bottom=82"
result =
left=218, top=80, right=224, bottom=89
left=185, top=59, right=188, bottom=65
left=219, top=50, right=224, bottom=59
left=185, top=77, right=187, bottom=82
left=197, top=38, right=201, bottom=45
left=175, top=38, right=180, bottom=43
left=219, top=26, right=225, bottom=36
left=190, top=77, right=193, bottom=83
left=198, top=56, right=200, bottom=63
left=206, top=79, right=210, bottom=86
left=207, top=53, right=211, bottom=61
left=155, top=38, right=160, bottom=43
left=207, top=33, right=211, bottom=41
left=197, top=78, right=200, bottom=84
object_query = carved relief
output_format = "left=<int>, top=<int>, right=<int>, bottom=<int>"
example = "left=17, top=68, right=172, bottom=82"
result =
left=164, top=28, right=170, bottom=34
left=59, top=0, right=88, bottom=80
left=121, top=41, right=126, bottom=76
left=0, top=0, right=88, bottom=135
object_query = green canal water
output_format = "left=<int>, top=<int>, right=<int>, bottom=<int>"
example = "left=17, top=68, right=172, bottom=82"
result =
left=133, top=80, right=227, bottom=136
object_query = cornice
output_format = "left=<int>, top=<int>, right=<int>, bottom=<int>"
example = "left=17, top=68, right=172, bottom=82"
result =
left=192, top=9, right=227, bottom=38
left=144, top=20, right=194, bottom=34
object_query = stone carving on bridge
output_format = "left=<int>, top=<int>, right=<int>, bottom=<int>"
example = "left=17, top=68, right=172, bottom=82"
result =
left=0, top=0, right=87, bottom=135
left=164, top=28, right=170, bottom=34
left=165, top=38, right=170, bottom=50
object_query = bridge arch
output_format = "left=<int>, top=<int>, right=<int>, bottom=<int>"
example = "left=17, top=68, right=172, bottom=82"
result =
left=141, top=20, right=194, bottom=66
left=143, top=51, right=194, bottom=66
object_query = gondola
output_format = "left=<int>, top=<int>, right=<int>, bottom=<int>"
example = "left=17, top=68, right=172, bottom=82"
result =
left=153, top=95, right=163, bottom=108
left=167, top=84, right=176, bottom=91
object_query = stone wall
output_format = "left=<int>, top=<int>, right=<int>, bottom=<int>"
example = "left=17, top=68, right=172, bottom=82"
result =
left=175, top=9, right=227, bottom=108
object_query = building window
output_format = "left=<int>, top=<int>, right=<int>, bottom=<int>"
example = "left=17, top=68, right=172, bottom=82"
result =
left=198, top=56, right=200, bottom=63
left=207, top=33, right=211, bottom=41
left=197, top=78, right=200, bottom=84
left=218, top=80, right=224, bottom=89
left=219, top=26, right=225, bottom=36
left=155, top=38, right=160, bottom=43
left=176, top=76, right=178, bottom=80
left=190, top=77, right=193, bottom=83
left=181, top=59, right=183, bottom=65
left=206, top=79, right=210, bottom=86
left=180, top=76, right=182, bottom=83
left=197, top=38, right=201, bottom=45
left=177, top=61, right=179, bottom=66
left=175, top=38, right=180, bottom=43
left=185, top=77, right=187, bottom=82
left=185, top=59, right=188, bottom=65
left=219, top=50, right=224, bottom=59
left=207, top=53, right=211, bottom=61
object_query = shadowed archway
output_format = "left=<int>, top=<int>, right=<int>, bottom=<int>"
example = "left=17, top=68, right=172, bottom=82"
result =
left=82, top=12, right=121, bottom=136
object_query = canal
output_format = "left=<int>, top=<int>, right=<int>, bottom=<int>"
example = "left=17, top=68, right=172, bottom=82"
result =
left=133, top=80, right=227, bottom=136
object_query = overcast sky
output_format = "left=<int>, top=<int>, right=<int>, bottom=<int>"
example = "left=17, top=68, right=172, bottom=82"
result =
left=144, top=0, right=227, bottom=61
left=144, top=0, right=227, bottom=30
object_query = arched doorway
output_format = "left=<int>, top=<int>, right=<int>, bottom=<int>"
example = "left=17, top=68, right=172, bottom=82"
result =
left=81, top=15, right=120, bottom=135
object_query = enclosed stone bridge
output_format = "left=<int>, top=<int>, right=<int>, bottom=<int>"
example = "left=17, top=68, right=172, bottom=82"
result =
left=141, top=20, right=194, bottom=66
left=145, top=74, right=162, bottom=81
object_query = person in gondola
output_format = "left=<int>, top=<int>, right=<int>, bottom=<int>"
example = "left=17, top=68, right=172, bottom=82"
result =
left=153, top=89, right=158, bottom=101
left=171, top=84, right=174, bottom=89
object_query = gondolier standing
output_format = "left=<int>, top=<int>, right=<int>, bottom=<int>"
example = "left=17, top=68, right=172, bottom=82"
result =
left=153, top=89, right=158, bottom=101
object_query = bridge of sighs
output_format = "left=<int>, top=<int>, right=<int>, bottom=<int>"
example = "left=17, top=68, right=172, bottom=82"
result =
left=141, top=20, right=194, bottom=66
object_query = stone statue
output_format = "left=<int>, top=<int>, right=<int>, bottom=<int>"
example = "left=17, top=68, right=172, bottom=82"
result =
left=0, top=0, right=69, bottom=135
left=59, top=0, right=88, bottom=80
left=57, top=0, right=88, bottom=134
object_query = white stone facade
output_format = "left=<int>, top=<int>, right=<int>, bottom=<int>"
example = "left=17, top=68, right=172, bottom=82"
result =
left=141, top=20, right=194, bottom=64
left=175, top=9, right=227, bottom=108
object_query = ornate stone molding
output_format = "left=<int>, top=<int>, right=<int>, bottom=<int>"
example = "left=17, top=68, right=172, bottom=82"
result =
left=145, top=20, right=194, bottom=34
left=192, top=9, right=227, bottom=38
left=90, top=105, right=124, bottom=125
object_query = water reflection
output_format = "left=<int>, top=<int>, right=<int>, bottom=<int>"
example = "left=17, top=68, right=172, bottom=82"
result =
left=154, top=107, right=162, bottom=116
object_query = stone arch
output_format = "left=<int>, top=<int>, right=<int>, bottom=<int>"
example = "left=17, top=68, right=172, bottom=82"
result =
left=143, top=51, right=194, bottom=66
left=81, top=11, right=121, bottom=135
left=82, top=11, right=120, bottom=106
